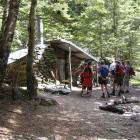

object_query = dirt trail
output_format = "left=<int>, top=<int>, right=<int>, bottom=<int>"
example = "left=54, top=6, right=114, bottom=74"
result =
left=0, top=86, right=140, bottom=140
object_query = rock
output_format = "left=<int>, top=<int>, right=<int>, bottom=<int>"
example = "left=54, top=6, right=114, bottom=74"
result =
left=132, top=105, right=140, bottom=113
left=39, top=98, right=58, bottom=106
left=110, top=128, right=118, bottom=133
left=130, top=115, right=140, bottom=122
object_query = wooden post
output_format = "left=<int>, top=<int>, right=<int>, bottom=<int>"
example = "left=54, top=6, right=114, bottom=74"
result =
left=69, top=47, right=72, bottom=89
left=96, top=62, right=99, bottom=87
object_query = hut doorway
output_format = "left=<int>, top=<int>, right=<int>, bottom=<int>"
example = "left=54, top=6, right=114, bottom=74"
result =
left=56, top=59, right=65, bottom=82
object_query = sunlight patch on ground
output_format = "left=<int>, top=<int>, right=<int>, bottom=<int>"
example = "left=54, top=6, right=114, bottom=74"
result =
left=0, top=127, right=12, bottom=140
left=8, top=118, right=16, bottom=125
left=72, top=86, right=101, bottom=91
left=46, top=111, right=84, bottom=122
left=60, top=111, right=80, bottom=117
left=71, top=86, right=81, bottom=91
left=56, top=117, right=70, bottom=121
left=7, top=115, right=19, bottom=127
left=85, top=121, right=92, bottom=124
left=6, top=107, right=23, bottom=127
left=53, top=126, right=70, bottom=136
left=47, top=134, right=123, bottom=140
left=12, top=108, right=23, bottom=114
left=35, top=137, right=48, bottom=140
left=0, top=127, right=11, bottom=134
left=133, top=88, right=140, bottom=91
left=47, top=114, right=57, bottom=120
left=59, top=111, right=83, bottom=121
left=36, top=114, right=44, bottom=119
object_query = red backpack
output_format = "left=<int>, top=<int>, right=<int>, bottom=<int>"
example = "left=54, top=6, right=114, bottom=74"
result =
left=117, top=65, right=125, bottom=77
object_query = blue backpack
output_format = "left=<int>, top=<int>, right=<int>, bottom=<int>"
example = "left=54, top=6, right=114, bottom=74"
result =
left=100, top=66, right=109, bottom=78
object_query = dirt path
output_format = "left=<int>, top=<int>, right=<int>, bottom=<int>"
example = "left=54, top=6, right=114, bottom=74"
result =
left=0, top=86, right=140, bottom=140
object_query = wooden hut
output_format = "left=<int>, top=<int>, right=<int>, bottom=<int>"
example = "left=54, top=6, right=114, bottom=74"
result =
left=6, top=39, right=98, bottom=87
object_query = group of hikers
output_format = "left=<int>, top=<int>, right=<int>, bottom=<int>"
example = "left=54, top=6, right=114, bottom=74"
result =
left=79, top=58, right=135, bottom=98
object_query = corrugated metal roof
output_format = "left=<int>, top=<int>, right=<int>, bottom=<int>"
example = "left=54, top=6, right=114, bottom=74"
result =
left=8, top=49, right=28, bottom=64
left=48, top=39, right=98, bottom=62
left=8, top=39, right=98, bottom=64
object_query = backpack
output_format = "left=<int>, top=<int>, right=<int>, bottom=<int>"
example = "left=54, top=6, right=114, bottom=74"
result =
left=100, top=66, right=109, bottom=78
left=83, top=66, right=92, bottom=78
left=129, top=67, right=135, bottom=76
left=117, top=65, right=125, bottom=77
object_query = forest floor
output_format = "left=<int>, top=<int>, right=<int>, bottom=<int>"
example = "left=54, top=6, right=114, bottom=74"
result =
left=0, top=85, right=140, bottom=140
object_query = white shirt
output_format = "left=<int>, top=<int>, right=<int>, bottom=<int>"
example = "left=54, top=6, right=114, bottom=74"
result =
left=109, top=62, right=116, bottom=72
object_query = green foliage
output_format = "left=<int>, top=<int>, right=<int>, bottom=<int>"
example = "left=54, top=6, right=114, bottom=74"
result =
left=0, top=0, right=140, bottom=68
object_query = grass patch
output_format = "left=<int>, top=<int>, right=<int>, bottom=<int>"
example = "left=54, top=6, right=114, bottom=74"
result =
left=131, top=79, right=140, bottom=86
left=131, top=71, right=140, bottom=86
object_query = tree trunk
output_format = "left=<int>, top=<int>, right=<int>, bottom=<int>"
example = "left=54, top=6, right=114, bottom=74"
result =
left=1, top=0, right=10, bottom=33
left=26, top=0, right=37, bottom=98
left=0, top=0, right=21, bottom=87
left=112, top=0, right=118, bottom=59
left=99, top=18, right=103, bottom=58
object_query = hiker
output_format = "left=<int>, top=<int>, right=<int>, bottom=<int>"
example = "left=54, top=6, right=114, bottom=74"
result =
left=109, top=58, right=117, bottom=86
left=111, top=61, right=125, bottom=96
left=81, top=61, right=94, bottom=96
left=80, top=62, right=88, bottom=85
left=74, top=61, right=87, bottom=85
left=98, top=61, right=110, bottom=98
left=123, top=60, right=135, bottom=93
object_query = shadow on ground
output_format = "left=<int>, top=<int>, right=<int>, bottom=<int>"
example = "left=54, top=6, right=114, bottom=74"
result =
left=0, top=86, right=140, bottom=139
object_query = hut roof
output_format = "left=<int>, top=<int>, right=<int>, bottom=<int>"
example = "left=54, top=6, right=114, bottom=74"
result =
left=8, top=48, right=28, bottom=64
left=48, top=39, right=98, bottom=62
left=8, top=39, right=98, bottom=64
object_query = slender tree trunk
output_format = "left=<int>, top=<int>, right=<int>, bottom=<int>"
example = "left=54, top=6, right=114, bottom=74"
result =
left=0, top=0, right=21, bottom=87
left=128, top=36, right=132, bottom=60
left=99, top=18, right=103, bottom=58
left=26, top=0, right=37, bottom=98
left=1, top=0, right=10, bottom=33
left=113, top=0, right=118, bottom=59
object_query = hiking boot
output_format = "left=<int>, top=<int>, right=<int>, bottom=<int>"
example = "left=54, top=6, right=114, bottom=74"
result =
left=125, top=90, right=129, bottom=93
left=119, top=90, right=124, bottom=94
left=81, top=91, right=84, bottom=97
left=107, top=92, right=110, bottom=98
left=86, top=92, right=91, bottom=97
left=118, top=91, right=121, bottom=96
left=101, top=93, right=105, bottom=98
left=111, top=91, right=115, bottom=96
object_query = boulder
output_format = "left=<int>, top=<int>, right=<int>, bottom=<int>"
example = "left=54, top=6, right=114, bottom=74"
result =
left=39, top=98, right=58, bottom=106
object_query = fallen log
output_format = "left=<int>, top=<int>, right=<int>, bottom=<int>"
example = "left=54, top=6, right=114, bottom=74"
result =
left=99, top=105, right=125, bottom=114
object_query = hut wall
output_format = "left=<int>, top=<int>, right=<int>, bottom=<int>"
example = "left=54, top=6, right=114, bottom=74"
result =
left=6, top=57, right=27, bottom=86
left=38, top=46, right=67, bottom=83
left=65, top=54, right=82, bottom=86
left=53, top=46, right=66, bottom=82
left=46, top=45, right=82, bottom=85
left=6, top=45, right=86, bottom=87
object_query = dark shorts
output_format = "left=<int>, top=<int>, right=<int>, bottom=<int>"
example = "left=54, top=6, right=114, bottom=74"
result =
left=110, top=70, right=115, bottom=76
left=114, top=76, right=123, bottom=86
left=98, top=76, right=108, bottom=85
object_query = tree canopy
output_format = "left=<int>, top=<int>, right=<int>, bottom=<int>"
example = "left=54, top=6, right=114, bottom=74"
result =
left=0, top=0, right=140, bottom=65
